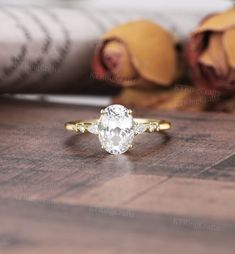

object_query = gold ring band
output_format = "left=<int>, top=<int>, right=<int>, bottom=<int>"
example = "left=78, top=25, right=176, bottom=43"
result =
left=65, top=118, right=171, bottom=133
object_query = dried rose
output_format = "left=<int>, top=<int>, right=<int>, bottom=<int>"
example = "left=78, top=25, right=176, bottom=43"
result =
left=187, top=8, right=235, bottom=93
left=92, top=20, right=177, bottom=87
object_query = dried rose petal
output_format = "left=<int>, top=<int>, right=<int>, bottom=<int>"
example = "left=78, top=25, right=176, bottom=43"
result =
left=93, top=20, right=177, bottom=87
left=187, top=7, right=235, bottom=93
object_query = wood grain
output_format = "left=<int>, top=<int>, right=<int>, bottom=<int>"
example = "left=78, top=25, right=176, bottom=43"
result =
left=0, top=97, right=235, bottom=254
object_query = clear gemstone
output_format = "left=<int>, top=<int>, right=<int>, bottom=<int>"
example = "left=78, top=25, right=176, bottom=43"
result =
left=148, top=123, right=156, bottom=132
left=98, top=105, right=134, bottom=154
left=88, top=123, right=99, bottom=135
left=78, top=125, right=85, bottom=133
left=134, top=123, right=147, bottom=135
left=148, top=123, right=160, bottom=132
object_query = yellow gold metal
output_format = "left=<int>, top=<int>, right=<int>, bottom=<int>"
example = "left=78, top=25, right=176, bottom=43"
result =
left=65, top=118, right=171, bottom=133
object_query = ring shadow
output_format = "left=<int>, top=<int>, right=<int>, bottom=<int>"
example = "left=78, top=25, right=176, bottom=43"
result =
left=128, top=132, right=171, bottom=158
left=64, top=132, right=171, bottom=159
left=64, top=134, right=102, bottom=157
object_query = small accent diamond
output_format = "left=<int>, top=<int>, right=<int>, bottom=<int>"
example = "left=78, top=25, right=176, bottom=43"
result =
left=88, top=123, right=99, bottom=135
left=78, top=125, right=85, bottom=133
left=156, top=124, right=160, bottom=131
left=148, top=123, right=156, bottom=132
left=134, top=123, right=146, bottom=135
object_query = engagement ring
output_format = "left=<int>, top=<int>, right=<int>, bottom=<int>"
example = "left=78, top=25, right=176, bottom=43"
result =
left=65, top=104, right=171, bottom=155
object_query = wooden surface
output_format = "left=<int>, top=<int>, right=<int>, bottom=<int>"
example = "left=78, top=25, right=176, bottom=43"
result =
left=0, top=98, right=235, bottom=254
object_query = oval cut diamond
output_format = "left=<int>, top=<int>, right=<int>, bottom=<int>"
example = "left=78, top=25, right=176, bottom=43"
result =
left=98, top=105, right=134, bottom=154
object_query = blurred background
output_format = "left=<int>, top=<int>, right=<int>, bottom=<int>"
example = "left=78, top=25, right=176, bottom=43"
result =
left=0, top=0, right=234, bottom=111
left=0, top=0, right=232, bottom=9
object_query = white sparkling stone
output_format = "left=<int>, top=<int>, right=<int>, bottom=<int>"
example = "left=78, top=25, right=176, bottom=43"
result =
left=134, top=123, right=147, bottom=135
left=78, top=125, right=85, bottom=133
left=88, top=123, right=99, bottom=135
left=148, top=124, right=156, bottom=132
left=98, top=105, right=134, bottom=154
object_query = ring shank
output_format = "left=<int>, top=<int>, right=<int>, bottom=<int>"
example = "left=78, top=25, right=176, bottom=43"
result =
left=134, top=119, right=171, bottom=131
left=65, top=121, right=94, bottom=132
left=65, top=118, right=171, bottom=133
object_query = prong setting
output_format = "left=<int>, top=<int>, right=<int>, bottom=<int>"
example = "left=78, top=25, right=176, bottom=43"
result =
left=128, top=109, right=133, bottom=115
left=100, top=109, right=105, bottom=114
